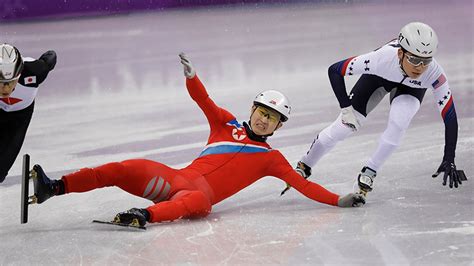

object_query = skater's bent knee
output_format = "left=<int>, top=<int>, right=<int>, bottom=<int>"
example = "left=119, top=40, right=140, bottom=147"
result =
left=180, top=191, right=212, bottom=218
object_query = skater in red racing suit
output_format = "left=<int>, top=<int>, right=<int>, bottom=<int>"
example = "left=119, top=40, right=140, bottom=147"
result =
left=32, top=53, right=365, bottom=227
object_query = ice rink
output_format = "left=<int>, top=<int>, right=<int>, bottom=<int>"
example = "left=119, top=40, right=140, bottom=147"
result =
left=1, top=1, right=473, bottom=265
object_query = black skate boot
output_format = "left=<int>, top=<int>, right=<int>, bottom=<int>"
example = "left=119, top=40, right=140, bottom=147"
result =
left=30, top=164, right=58, bottom=204
left=281, top=161, right=313, bottom=196
left=296, top=161, right=312, bottom=179
left=356, top=166, right=377, bottom=196
left=113, top=208, right=149, bottom=227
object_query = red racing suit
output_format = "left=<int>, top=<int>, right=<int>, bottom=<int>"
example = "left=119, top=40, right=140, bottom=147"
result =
left=62, top=75, right=340, bottom=222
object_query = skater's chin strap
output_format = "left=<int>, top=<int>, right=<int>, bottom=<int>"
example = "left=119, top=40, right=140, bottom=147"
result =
left=398, top=50, right=410, bottom=78
left=243, top=121, right=270, bottom=142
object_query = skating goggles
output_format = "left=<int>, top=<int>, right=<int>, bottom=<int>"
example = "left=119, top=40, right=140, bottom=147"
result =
left=405, top=53, right=432, bottom=67
left=0, top=79, right=17, bottom=87
left=255, top=106, right=280, bottom=123
left=0, top=75, right=20, bottom=86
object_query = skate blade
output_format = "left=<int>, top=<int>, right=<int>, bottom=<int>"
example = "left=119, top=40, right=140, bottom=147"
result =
left=93, top=220, right=146, bottom=230
left=30, top=169, right=37, bottom=179
left=28, top=195, right=38, bottom=204
left=280, top=185, right=291, bottom=196
left=358, top=189, right=368, bottom=197
left=113, top=217, right=142, bottom=228
left=28, top=169, right=38, bottom=204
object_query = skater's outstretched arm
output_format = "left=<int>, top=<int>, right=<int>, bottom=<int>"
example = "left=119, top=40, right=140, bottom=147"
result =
left=179, top=53, right=234, bottom=126
left=19, top=50, right=57, bottom=87
left=430, top=68, right=467, bottom=188
left=278, top=168, right=365, bottom=207
left=270, top=152, right=365, bottom=207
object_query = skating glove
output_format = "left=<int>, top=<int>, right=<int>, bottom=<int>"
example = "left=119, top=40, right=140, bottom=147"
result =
left=115, top=208, right=150, bottom=227
left=39, top=50, right=57, bottom=71
left=337, top=193, right=366, bottom=207
left=432, top=161, right=467, bottom=188
left=341, top=106, right=361, bottom=132
left=179, top=52, right=196, bottom=79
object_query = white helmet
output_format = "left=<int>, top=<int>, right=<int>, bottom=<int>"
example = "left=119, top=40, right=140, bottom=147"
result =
left=0, top=43, right=23, bottom=81
left=253, top=90, right=291, bottom=122
left=398, top=22, right=438, bottom=58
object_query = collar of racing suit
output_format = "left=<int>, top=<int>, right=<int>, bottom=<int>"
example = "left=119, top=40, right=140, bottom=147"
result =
left=243, top=121, right=270, bottom=142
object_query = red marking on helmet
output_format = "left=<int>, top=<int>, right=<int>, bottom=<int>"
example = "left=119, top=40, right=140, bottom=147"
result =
left=269, top=100, right=277, bottom=105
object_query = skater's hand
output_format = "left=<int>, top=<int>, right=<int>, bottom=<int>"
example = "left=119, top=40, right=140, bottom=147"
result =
left=340, top=106, right=361, bottom=132
left=179, top=52, right=196, bottom=79
left=39, top=50, right=57, bottom=71
left=337, top=193, right=366, bottom=207
left=432, top=161, right=467, bottom=188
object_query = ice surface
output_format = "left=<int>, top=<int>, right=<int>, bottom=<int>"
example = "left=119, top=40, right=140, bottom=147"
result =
left=0, top=1, right=473, bottom=265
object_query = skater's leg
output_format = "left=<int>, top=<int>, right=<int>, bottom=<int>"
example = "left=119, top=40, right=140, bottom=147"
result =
left=62, top=162, right=131, bottom=193
left=147, top=190, right=212, bottom=222
left=356, top=94, right=421, bottom=195
left=301, top=112, right=363, bottom=167
left=0, top=103, right=34, bottom=183
left=366, top=94, right=421, bottom=171
left=62, top=159, right=198, bottom=208
left=355, top=86, right=426, bottom=194
left=300, top=74, right=385, bottom=168
left=62, top=159, right=170, bottom=195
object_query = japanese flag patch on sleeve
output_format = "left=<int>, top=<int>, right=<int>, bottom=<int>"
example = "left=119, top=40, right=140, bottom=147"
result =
left=24, top=76, right=36, bottom=85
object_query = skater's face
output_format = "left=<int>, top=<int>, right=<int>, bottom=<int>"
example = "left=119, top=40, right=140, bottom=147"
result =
left=398, top=49, right=431, bottom=79
left=250, top=105, right=282, bottom=135
left=0, top=79, right=18, bottom=98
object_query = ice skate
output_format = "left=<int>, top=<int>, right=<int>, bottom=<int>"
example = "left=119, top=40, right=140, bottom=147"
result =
left=30, top=164, right=56, bottom=204
left=281, top=161, right=312, bottom=196
left=93, top=208, right=148, bottom=230
left=113, top=208, right=148, bottom=227
left=356, top=166, right=376, bottom=196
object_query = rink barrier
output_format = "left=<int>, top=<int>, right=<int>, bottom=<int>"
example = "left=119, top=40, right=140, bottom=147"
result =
left=0, top=0, right=358, bottom=22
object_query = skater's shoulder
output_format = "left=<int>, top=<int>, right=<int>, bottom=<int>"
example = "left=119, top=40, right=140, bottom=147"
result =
left=18, top=58, right=54, bottom=87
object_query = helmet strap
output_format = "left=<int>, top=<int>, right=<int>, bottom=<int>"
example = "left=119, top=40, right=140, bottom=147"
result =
left=398, top=51, right=409, bottom=77
left=246, top=104, right=284, bottom=141
left=243, top=121, right=271, bottom=142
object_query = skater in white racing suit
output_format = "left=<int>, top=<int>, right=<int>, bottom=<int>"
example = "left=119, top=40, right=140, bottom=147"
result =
left=296, top=22, right=467, bottom=196
left=0, top=43, right=56, bottom=183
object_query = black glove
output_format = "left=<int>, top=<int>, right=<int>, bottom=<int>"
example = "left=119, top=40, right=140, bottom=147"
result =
left=114, top=208, right=150, bottom=227
left=39, top=50, right=57, bottom=71
left=432, top=161, right=467, bottom=188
